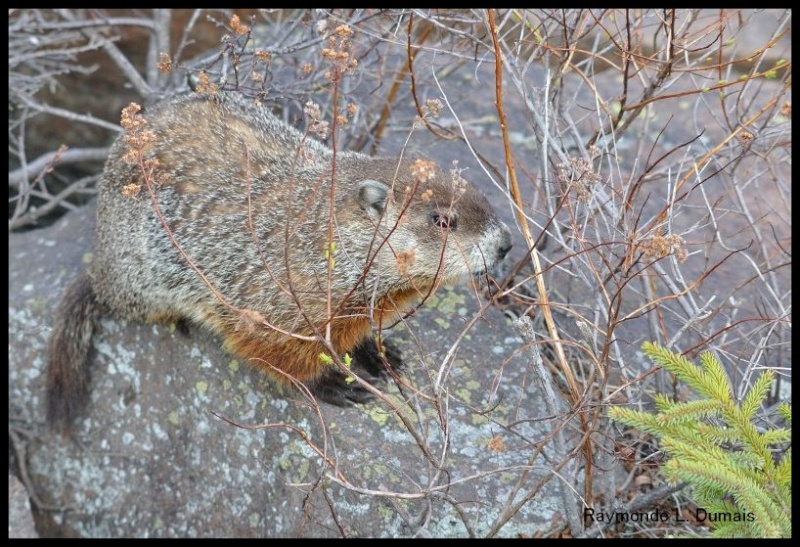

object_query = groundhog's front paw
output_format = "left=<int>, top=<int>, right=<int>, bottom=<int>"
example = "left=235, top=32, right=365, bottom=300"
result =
left=307, top=338, right=404, bottom=406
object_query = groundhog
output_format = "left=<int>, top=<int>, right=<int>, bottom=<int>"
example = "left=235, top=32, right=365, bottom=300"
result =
left=46, top=92, right=512, bottom=435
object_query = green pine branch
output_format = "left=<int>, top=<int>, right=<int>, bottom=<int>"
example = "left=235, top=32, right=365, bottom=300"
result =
left=608, top=343, right=791, bottom=538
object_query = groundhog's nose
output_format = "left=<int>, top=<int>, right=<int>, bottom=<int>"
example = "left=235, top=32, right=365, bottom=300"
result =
left=498, top=241, right=512, bottom=260
left=497, top=227, right=512, bottom=260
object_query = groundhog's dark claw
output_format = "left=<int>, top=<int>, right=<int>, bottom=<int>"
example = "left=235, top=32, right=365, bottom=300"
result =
left=350, top=338, right=404, bottom=378
left=308, top=374, right=376, bottom=407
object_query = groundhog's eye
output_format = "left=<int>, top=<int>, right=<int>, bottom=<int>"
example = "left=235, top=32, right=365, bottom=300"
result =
left=432, top=212, right=457, bottom=230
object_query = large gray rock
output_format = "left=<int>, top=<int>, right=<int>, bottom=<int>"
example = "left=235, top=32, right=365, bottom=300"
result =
left=9, top=474, right=38, bottom=538
left=10, top=203, right=569, bottom=538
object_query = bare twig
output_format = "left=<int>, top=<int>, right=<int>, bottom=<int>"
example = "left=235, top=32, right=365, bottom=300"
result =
left=9, top=147, right=108, bottom=189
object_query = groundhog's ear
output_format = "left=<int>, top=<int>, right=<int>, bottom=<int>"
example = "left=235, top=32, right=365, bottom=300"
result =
left=357, top=179, right=389, bottom=220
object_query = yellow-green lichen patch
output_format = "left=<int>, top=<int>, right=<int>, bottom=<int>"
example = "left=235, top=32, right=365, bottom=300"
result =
left=196, top=380, right=208, bottom=394
left=424, top=292, right=441, bottom=308
left=430, top=287, right=466, bottom=315
left=278, top=455, right=292, bottom=471
left=364, top=405, right=391, bottom=427
left=434, top=317, right=451, bottom=329
left=363, top=392, right=417, bottom=428
left=377, top=503, right=394, bottom=522
left=499, top=471, right=515, bottom=485
left=228, top=360, right=239, bottom=372
left=454, top=379, right=482, bottom=405
left=470, top=412, right=490, bottom=427
left=360, top=462, right=391, bottom=483
left=168, top=411, right=180, bottom=425
left=279, top=441, right=313, bottom=481
left=249, top=512, right=260, bottom=528
left=24, top=296, right=46, bottom=313
left=455, top=388, right=472, bottom=404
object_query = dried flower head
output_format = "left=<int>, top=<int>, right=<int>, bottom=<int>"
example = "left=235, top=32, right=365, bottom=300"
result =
left=254, top=49, right=271, bottom=63
left=304, top=101, right=329, bottom=138
left=638, top=228, right=688, bottom=263
left=319, top=24, right=357, bottom=82
left=411, top=158, right=437, bottom=184
left=194, top=71, right=219, bottom=95
left=335, top=24, right=354, bottom=38
left=556, top=152, right=603, bottom=202
left=122, top=183, right=141, bottom=198
left=421, top=98, right=444, bottom=119
left=119, top=103, right=162, bottom=190
left=487, top=435, right=507, bottom=452
left=230, top=14, right=250, bottom=36
left=120, top=103, right=157, bottom=164
left=157, top=52, right=172, bottom=73
left=736, top=131, right=754, bottom=147
left=304, top=101, right=322, bottom=121
left=120, top=103, right=143, bottom=132
left=396, top=249, right=416, bottom=277
left=448, top=161, right=468, bottom=195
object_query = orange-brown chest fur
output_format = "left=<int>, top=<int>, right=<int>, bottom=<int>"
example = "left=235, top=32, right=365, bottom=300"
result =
left=211, top=286, right=423, bottom=385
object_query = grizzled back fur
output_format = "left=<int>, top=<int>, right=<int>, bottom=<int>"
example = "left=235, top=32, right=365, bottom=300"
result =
left=93, top=93, right=511, bottom=330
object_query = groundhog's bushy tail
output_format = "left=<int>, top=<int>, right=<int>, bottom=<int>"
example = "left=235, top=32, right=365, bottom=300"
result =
left=46, top=274, right=97, bottom=437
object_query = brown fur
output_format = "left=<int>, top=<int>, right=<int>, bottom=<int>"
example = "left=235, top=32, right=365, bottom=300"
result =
left=46, top=92, right=512, bottom=435
left=46, top=275, right=96, bottom=436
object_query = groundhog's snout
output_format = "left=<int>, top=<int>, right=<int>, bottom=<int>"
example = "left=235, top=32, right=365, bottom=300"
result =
left=474, top=220, right=512, bottom=277
left=496, top=224, right=512, bottom=261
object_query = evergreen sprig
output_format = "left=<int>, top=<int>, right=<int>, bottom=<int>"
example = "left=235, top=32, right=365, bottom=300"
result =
left=608, top=342, right=791, bottom=538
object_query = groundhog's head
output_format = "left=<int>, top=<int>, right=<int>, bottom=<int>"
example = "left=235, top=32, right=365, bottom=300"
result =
left=337, top=156, right=512, bottom=297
